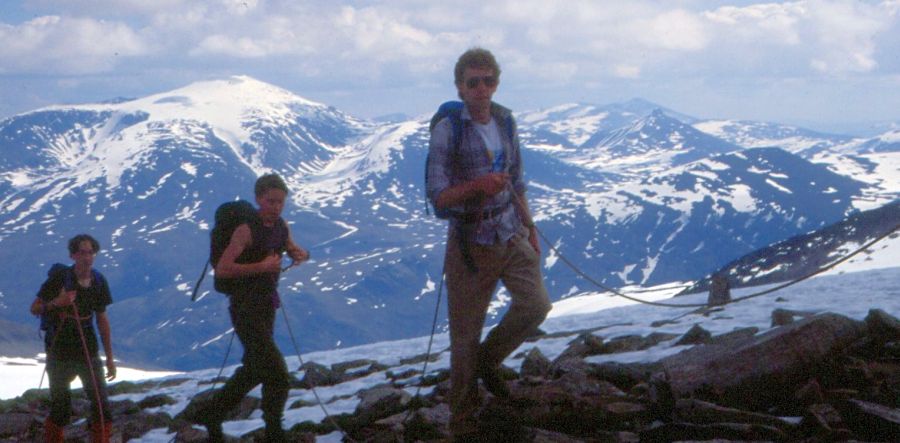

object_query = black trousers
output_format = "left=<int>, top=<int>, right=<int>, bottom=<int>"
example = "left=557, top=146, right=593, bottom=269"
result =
left=210, top=294, right=290, bottom=426
left=47, top=356, right=110, bottom=426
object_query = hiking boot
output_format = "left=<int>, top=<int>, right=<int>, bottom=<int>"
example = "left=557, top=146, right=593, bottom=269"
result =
left=180, top=406, right=224, bottom=442
left=44, top=417, right=64, bottom=443
left=89, top=421, right=112, bottom=443
left=197, top=416, right=224, bottom=443
left=264, top=418, right=286, bottom=443
left=477, top=363, right=510, bottom=399
left=452, top=432, right=479, bottom=443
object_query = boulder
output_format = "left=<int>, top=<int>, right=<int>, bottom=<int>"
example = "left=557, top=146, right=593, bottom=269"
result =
left=673, top=324, right=712, bottom=346
left=520, top=347, right=552, bottom=378
left=354, top=386, right=412, bottom=424
left=865, top=308, right=900, bottom=340
left=660, top=313, right=866, bottom=408
left=0, top=413, right=38, bottom=439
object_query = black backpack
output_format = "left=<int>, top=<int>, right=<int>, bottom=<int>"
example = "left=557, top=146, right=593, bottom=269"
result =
left=191, top=200, right=265, bottom=300
left=38, top=263, right=103, bottom=338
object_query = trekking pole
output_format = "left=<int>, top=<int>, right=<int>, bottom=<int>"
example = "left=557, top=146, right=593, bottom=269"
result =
left=278, top=302, right=357, bottom=442
left=400, top=261, right=446, bottom=426
left=36, top=316, right=62, bottom=390
left=281, top=259, right=298, bottom=272
left=33, top=310, right=65, bottom=422
left=209, top=331, right=236, bottom=391
left=275, top=252, right=356, bottom=440
left=71, top=302, right=107, bottom=438
left=281, top=248, right=311, bottom=272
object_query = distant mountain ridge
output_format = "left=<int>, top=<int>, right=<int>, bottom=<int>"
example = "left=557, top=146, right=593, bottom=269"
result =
left=682, top=199, right=900, bottom=295
left=0, top=75, right=897, bottom=370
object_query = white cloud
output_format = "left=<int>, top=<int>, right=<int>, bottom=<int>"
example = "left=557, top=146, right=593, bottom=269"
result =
left=703, top=0, right=893, bottom=75
left=191, top=16, right=311, bottom=58
left=614, top=64, right=642, bottom=79
left=704, top=3, right=803, bottom=44
left=25, top=0, right=200, bottom=16
left=335, top=6, right=435, bottom=57
left=804, top=0, right=887, bottom=73
left=9, top=0, right=895, bottom=79
left=1, top=0, right=899, bottom=123
left=0, top=15, right=147, bottom=74
left=636, top=9, right=709, bottom=51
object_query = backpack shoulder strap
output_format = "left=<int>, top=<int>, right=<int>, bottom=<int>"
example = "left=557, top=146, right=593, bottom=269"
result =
left=426, top=101, right=467, bottom=217
left=489, top=102, right=516, bottom=142
left=276, top=217, right=289, bottom=253
left=62, top=266, right=75, bottom=291
left=190, top=260, right=209, bottom=302
left=431, top=101, right=466, bottom=154
left=239, top=215, right=272, bottom=263
left=38, top=264, right=69, bottom=332
left=62, top=267, right=104, bottom=290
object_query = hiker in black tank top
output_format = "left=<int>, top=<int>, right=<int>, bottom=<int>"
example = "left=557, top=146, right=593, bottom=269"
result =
left=185, top=173, right=309, bottom=443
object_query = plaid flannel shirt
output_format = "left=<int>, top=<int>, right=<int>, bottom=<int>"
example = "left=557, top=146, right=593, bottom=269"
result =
left=426, top=104, right=527, bottom=245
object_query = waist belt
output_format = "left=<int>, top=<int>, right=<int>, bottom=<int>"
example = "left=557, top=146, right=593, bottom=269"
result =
left=56, top=311, right=93, bottom=326
left=45, top=312, right=94, bottom=337
left=457, top=206, right=506, bottom=224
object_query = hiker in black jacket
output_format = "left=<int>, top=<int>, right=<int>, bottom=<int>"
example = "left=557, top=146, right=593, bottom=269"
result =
left=30, top=234, right=116, bottom=443
left=188, top=173, right=309, bottom=442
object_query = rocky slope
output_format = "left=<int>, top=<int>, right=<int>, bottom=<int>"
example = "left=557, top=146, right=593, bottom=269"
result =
left=1, top=307, right=897, bottom=442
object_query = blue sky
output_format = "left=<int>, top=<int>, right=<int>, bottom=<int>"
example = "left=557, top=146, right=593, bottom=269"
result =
left=1, top=0, right=899, bottom=133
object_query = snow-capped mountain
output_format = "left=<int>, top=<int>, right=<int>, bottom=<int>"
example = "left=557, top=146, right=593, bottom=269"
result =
left=518, top=101, right=710, bottom=176
left=525, top=146, right=866, bottom=289
left=692, top=119, right=858, bottom=156
left=517, top=98, right=695, bottom=152
left=1, top=76, right=896, bottom=371
left=0, top=76, right=371, bottom=369
left=573, top=109, right=742, bottom=174
left=689, top=117, right=900, bottom=208
left=681, top=199, right=900, bottom=294
left=855, top=129, right=900, bottom=154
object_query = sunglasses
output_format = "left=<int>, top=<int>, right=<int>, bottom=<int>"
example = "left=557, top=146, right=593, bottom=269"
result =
left=464, top=75, right=497, bottom=89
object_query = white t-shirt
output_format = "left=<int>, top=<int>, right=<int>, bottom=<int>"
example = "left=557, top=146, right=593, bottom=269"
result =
left=473, top=118, right=504, bottom=171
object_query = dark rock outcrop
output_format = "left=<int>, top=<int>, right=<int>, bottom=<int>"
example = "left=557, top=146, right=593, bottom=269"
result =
left=2, top=309, right=897, bottom=442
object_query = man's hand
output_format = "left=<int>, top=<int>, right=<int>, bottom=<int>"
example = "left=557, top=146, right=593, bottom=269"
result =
left=468, top=172, right=509, bottom=198
left=260, top=254, right=283, bottom=274
left=53, top=290, right=77, bottom=308
left=30, top=298, right=44, bottom=316
left=106, top=359, right=117, bottom=381
left=287, top=247, right=310, bottom=264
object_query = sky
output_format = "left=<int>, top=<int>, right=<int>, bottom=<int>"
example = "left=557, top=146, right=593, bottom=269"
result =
left=1, top=0, right=899, bottom=134
left=2, top=235, right=897, bottom=440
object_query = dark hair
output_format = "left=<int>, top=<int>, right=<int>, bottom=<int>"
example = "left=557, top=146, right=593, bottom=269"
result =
left=68, top=234, right=100, bottom=255
left=454, top=47, right=501, bottom=85
left=254, top=173, right=288, bottom=197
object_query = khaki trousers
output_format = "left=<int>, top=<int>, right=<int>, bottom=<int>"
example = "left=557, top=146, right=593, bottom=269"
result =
left=445, top=226, right=552, bottom=436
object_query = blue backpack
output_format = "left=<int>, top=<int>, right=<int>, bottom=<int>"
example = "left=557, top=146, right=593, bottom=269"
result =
left=425, top=101, right=515, bottom=219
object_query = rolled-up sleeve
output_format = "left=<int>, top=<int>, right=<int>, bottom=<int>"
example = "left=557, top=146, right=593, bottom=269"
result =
left=427, top=118, right=453, bottom=207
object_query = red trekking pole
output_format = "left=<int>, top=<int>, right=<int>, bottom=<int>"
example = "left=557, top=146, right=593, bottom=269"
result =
left=71, top=301, right=109, bottom=442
